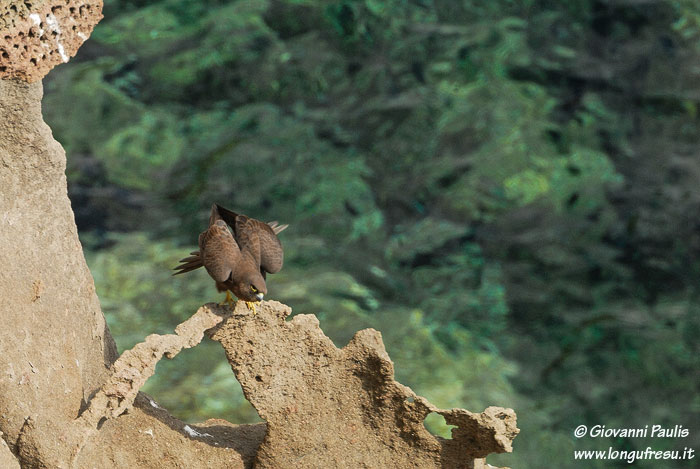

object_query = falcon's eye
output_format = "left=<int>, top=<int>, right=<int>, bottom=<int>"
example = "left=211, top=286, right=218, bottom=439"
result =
left=250, top=285, right=257, bottom=293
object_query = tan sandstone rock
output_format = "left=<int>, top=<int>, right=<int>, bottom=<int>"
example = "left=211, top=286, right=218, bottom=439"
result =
left=1, top=0, right=103, bottom=82
left=0, top=80, right=256, bottom=468
left=0, top=433, right=20, bottom=469
left=211, top=301, right=519, bottom=469
left=0, top=78, right=117, bottom=467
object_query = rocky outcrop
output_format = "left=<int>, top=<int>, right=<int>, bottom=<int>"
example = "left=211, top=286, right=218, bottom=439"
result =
left=0, top=77, right=117, bottom=467
left=74, top=299, right=518, bottom=468
left=0, top=0, right=102, bottom=82
left=212, top=301, right=519, bottom=469
left=0, top=77, right=261, bottom=469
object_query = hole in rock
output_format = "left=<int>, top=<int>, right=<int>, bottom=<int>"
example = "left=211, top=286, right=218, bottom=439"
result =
left=85, top=233, right=265, bottom=429
left=486, top=452, right=514, bottom=469
left=423, top=412, right=456, bottom=439
left=142, top=341, right=263, bottom=426
left=93, top=276, right=262, bottom=428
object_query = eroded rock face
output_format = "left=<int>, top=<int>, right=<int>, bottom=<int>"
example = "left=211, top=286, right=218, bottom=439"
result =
left=0, top=81, right=257, bottom=469
left=75, top=393, right=263, bottom=469
left=0, top=78, right=118, bottom=467
left=0, top=434, right=20, bottom=469
left=0, top=0, right=103, bottom=82
left=211, top=301, right=519, bottom=469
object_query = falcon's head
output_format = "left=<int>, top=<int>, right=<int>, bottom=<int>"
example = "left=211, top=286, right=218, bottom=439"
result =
left=235, top=272, right=267, bottom=302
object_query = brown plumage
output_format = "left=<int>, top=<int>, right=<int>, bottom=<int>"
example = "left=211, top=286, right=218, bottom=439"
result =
left=173, top=204, right=287, bottom=309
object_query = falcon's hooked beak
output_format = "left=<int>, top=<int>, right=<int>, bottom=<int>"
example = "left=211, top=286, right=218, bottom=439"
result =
left=255, top=292, right=264, bottom=302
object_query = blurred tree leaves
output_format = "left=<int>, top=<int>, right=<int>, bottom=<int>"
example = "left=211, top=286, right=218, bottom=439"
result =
left=47, top=0, right=700, bottom=467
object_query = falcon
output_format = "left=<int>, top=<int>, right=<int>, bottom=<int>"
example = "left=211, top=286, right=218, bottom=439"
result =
left=173, top=204, right=287, bottom=313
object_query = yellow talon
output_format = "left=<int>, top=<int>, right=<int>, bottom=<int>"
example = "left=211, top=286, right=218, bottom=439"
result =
left=245, top=301, right=257, bottom=315
left=219, top=290, right=236, bottom=308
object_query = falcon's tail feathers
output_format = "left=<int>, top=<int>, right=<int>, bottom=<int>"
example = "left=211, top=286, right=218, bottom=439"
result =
left=268, top=221, right=289, bottom=235
left=173, top=251, right=203, bottom=276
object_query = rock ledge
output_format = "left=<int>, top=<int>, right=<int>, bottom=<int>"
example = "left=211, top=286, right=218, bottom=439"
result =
left=210, top=300, right=519, bottom=469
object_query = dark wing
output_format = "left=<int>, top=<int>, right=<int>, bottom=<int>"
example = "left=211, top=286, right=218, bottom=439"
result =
left=198, top=219, right=241, bottom=283
left=216, top=204, right=287, bottom=274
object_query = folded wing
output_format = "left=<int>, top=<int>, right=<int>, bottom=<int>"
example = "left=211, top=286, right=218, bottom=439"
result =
left=215, top=203, right=287, bottom=275
left=174, top=206, right=241, bottom=283
left=199, top=219, right=241, bottom=283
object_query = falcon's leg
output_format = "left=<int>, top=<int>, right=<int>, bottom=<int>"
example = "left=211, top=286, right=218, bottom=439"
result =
left=219, top=290, right=237, bottom=308
left=245, top=301, right=257, bottom=315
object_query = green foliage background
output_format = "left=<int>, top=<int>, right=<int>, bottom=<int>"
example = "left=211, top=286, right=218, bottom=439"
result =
left=45, top=0, right=700, bottom=467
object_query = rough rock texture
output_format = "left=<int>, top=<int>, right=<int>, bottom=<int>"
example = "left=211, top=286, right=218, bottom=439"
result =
left=0, top=78, right=117, bottom=467
left=71, top=304, right=265, bottom=468
left=68, top=304, right=250, bottom=465
left=211, top=301, right=519, bottom=469
left=69, top=302, right=262, bottom=469
left=75, top=396, right=263, bottom=469
left=0, top=80, right=256, bottom=468
left=0, top=433, right=20, bottom=469
left=77, top=305, right=226, bottom=432
left=0, top=0, right=103, bottom=82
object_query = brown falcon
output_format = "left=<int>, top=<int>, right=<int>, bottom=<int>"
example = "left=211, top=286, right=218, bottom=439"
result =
left=173, top=204, right=287, bottom=313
